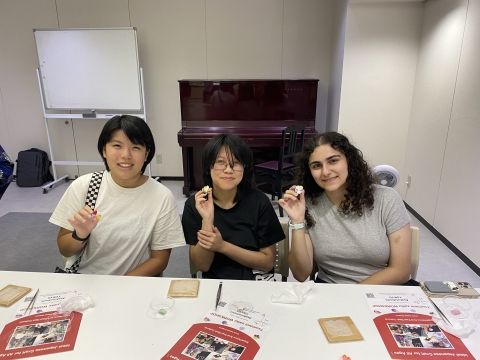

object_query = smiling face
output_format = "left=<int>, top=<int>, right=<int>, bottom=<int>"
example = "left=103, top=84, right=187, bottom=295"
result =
left=308, top=144, right=348, bottom=199
left=102, top=129, right=148, bottom=188
left=210, top=146, right=244, bottom=192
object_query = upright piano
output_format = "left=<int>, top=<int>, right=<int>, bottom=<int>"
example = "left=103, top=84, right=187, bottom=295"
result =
left=177, top=79, right=318, bottom=195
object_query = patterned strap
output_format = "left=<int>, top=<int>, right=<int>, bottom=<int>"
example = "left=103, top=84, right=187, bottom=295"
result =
left=85, top=172, right=103, bottom=209
left=65, top=171, right=104, bottom=273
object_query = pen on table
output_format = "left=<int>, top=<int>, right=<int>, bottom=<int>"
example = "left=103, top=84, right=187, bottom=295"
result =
left=24, top=289, right=39, bottom=316
left=215, top=282, right=223, bottom=310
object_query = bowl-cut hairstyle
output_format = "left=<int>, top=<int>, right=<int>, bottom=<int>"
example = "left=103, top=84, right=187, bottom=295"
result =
left=97, top=115, right=155, bottom=173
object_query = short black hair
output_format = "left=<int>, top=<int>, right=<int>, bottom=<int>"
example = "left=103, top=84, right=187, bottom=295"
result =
left=97, top=115, right=155, bottom=173
left=202, top=134, right=253, bottom=201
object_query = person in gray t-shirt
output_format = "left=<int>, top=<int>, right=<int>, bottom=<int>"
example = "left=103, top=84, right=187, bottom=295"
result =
left=279, top=132, right=412, bottom=284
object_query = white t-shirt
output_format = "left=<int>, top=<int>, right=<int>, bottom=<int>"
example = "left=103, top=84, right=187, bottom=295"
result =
left=49, top=172, right=185, bottom=275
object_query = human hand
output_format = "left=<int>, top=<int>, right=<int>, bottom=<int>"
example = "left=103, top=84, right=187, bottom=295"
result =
left=67, top=205, right=100, bottom=239
left=197, top=226, right=225, bottom=252
left=194, top=188, right=214, bottom=224
left=278, top=185, right=306, bottom=223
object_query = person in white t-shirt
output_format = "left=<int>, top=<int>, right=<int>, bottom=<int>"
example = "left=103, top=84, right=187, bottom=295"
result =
left=279, top=132, right=413, bottom=285
left=50, top=115, right=185, bottom=275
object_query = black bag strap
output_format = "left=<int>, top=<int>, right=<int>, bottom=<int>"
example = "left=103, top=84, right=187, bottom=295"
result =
left=64, top=171, right=104, bottom=273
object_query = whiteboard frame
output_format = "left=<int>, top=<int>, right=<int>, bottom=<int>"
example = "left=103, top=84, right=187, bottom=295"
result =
left=34, top=27, right=143, bottom=112
left=36, top=66, right=150, bottom=193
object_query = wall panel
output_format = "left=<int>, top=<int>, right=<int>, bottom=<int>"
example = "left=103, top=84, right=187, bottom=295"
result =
left=339, top=2, right=423, bottom=195
left=435, top=0, right=480, bottom=266
left=404, top=0, right=467, bottom=222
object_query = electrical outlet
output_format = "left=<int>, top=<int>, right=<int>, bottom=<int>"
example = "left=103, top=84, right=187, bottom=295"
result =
left=156, top=154, right=162, bottom=164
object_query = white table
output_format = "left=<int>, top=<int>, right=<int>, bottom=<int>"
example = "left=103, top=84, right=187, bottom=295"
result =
left=1, top=271, right=479, bottom=360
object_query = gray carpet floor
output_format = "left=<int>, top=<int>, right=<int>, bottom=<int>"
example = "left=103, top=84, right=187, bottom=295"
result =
left=0, top=212, right=191, bottom=278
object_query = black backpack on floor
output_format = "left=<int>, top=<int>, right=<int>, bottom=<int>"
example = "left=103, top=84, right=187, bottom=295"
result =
left=16, top=148, right=54, bottom=187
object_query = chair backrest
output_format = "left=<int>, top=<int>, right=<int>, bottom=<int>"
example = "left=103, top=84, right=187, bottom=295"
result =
left=410, top=226, right=420, bottom=280
left=275, top=220, right=291, bottom=281
left=279, top=126, right=305, bottom=167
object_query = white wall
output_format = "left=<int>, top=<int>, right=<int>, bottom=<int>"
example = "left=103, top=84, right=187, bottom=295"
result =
left=338, top=2, right=424, bottom=196
left=326, top=0, right=349, bottom=132
left=0, top=0, right=58, bottom=167
left=341, top=0, right=480, bottom=267
left=0, top=0, right=338, bottom=178
left=404, top=0, right=468, bottom=222
left=416, top=0, right=480, bottom=267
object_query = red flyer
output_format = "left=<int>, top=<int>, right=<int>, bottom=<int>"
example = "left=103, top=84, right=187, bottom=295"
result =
left=161, top=323, right=260, bottom=360
left=365, top=291, right=475, bottom=360
left=0, top=311, right=82, bottom=359
left=373, top=312, right=474, bottom=360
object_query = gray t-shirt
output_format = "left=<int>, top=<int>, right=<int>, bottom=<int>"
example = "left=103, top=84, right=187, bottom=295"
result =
left=307, top=185, right=410, bottom=284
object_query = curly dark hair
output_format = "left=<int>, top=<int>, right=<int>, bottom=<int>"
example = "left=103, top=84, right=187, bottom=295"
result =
left=296, top=132, right=375, bottom=227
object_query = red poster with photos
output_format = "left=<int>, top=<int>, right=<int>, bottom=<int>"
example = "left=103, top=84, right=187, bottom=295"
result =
left=161, top=323, right=259, bottom=360
left=374, top=312, right=474, bottom=360
left=0, top=311, right=82, bottom=359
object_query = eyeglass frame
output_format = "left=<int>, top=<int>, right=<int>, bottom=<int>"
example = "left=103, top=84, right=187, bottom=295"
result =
left=211, top=159, right=244, bottom=172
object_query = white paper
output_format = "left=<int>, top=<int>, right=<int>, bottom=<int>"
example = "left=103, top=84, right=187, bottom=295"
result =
left=365, top=291, right=436, bottom=316
left=202, top=300, right=270, bottom=341
left=15, top=290, right=81, bottom=318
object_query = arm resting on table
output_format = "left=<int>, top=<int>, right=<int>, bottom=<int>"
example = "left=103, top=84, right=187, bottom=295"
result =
left=126, top=249, right=171, bottom=276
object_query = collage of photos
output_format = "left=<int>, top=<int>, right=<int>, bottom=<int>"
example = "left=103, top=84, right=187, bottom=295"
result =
left=388, top=323, right=454, bottom=349
left=181, top=331, right=245, bottom=360
left=6, top=319, right=69, bottom=350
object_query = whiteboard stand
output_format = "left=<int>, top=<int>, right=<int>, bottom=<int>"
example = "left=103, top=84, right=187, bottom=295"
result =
left=37, top=68, right=149, bottom=194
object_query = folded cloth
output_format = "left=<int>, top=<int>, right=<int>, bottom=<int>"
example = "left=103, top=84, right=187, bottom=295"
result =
left=58, top=294, right=94, bottom=314
left=271, top=281, right=314, bottom=304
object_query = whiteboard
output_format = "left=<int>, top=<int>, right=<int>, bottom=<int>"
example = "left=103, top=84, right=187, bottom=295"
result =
left=34, top=28, right=142, bottom=111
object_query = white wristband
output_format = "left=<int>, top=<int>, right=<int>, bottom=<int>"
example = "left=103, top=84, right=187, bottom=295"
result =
left=288, top=220, right=305, bottom=230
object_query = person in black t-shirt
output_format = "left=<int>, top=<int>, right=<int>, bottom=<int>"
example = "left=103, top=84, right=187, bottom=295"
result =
left=182, top=134, right=284, bottom=280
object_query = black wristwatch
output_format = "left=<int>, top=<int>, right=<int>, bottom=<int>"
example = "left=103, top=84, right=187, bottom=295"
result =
left=71, top=230, right=90, bottom=242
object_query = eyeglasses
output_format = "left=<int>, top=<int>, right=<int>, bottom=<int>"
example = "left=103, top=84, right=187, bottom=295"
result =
left=212, top=159, right=244, bottom=172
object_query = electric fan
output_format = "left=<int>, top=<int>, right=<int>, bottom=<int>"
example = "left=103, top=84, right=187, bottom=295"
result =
left=372, top=165, right=400, bottom=188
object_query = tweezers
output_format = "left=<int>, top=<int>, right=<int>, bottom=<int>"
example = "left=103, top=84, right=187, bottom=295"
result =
left=24, top=289, right=39, bottom=316
left=428, top=297, right=452, bottom=326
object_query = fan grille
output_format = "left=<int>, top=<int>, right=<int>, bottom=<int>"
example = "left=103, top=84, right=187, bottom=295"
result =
left=376, top=171, right=397, bottom=187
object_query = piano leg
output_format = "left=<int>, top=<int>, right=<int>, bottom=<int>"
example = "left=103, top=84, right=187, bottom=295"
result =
left=181, top=146, right=193, bottom=196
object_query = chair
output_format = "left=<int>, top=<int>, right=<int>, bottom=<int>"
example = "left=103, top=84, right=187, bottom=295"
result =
left=254, top=126, right=305, bottom=216
left=275, top=220, right=291, bottom=282
left=189, top=221, right=290, bottom=281
left=410, top=226, right=420, bottom=280
left=309, top=226, right=421, bottom=281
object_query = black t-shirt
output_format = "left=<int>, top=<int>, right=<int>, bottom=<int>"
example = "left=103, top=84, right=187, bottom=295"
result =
left=182, top=189, right=285, bottom=280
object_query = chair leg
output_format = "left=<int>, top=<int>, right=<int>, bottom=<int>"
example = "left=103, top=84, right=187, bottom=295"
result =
left=275, top=177, right=283, bottom=217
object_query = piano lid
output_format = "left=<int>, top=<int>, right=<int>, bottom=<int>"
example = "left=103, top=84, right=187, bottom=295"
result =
left=178, top=79, right=318, bottom=127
